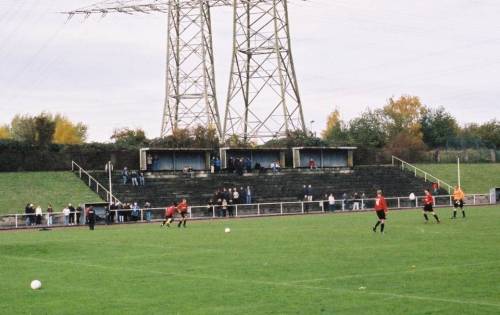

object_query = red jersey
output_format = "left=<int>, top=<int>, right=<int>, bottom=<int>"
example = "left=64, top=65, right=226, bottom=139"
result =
left=166, top=206, right=176, bottom=217
left=424, top=194, right=434, bottom=205
left=374, top=196, right=388, bottom=212
left=177, top=201, right=188, bottom=213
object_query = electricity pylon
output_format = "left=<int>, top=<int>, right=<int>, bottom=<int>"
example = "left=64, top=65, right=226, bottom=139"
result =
left=64, top=0, right=228, bottom=138
left=223, top=0, right=306, bottom=142
left=64, top=0, right=306, bottom=142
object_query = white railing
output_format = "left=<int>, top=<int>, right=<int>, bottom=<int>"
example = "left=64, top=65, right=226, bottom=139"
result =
left=0, top=193, right=492, bottom=230
left=71, top=161, right=121, bottom=204
left=391, top=155, right=454, bottom=193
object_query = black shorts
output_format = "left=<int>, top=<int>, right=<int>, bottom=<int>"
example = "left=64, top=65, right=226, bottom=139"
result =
left=179, top=212, right=187, bottom=219
left=423, top=204, right=434, bottom=212
left=376, top=210, right=386, bottom=220
left=165, top=215, right=174, bottom=220
left=453, top=200, right=464, bottom=208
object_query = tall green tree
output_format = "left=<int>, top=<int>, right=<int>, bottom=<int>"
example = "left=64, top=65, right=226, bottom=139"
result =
left=348, top=109, right=387, bottom=148
left=420, top=106, right=459, bottom=148
left=10, top=115, right=37, bottom=143
left=111, top=128, right=147, bottom=147
left=34, top=113, right=56, bottom=146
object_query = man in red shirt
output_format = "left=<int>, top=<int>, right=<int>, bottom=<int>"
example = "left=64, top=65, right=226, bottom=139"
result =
left=423, top=189, right=440, bottom=223
left=161, top=202, right=177, bottom=228
left=372, top=190, right=388, bottom=233
left=177, top=198, right=189, bottom=228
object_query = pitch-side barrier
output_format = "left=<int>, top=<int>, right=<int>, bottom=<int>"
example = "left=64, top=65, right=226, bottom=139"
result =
left=0, top=193, right=492, bottom=230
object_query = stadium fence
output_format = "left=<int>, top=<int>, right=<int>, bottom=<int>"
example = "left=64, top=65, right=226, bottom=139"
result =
left=0, top=193, right=492, bottom=230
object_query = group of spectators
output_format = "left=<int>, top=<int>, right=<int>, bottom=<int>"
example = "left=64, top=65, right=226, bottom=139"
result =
left=298, top=186, right=367, bottom=211
left=24, top=203, right=87, bottom=226
left=121, top=167, right=145, bottom=186
left=219, top=156, right=281, bottom=175
left=207, top=186, right=253, bottom=217
left=107, top=201, right=152, bottom=223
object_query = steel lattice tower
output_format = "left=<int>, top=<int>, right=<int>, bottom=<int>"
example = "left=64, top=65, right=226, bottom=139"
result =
left=223, top=0, right=306, bottom=142
left=64, top=0, right=306, bottom=142
left=161, top=1, right=223, bottom=137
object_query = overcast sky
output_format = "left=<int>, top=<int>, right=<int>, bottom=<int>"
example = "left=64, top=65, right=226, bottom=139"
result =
left=0, top=0, right=499, bottom=142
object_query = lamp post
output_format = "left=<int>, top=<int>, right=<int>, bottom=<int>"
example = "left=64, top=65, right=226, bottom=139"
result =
left=107, top=161, right=113, bottom=205
left=309, top=120, right=315, bottom=136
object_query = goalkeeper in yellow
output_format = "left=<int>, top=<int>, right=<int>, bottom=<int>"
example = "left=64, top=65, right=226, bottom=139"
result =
left=452, top=186, right=466, bottom=219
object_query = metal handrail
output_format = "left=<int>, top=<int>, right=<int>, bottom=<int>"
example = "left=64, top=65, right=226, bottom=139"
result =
left=71, top=161, right=121, bottom=204
left=391, top=156, right=454, bottom=193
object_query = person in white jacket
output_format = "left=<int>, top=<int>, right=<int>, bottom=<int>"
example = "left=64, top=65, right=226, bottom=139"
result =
left=62, top=207, right=70, bottom=225
left=35, top=206, right=43, bottom=225
left=328, top=194, right=335, bottom=212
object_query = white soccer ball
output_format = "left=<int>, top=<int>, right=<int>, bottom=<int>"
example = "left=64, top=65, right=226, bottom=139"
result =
left=224, top=227, right=231, bottom=233
left=30, top=280, right=42, bottom=290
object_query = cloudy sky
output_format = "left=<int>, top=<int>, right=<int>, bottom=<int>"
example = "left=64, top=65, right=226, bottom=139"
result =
left=0, top=0, right=499, bottom=142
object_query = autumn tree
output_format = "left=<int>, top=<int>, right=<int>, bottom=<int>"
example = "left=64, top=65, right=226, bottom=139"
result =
left=53, top=115, right=87, bottom=144
left=383, top=95, right=426, bottom=139
left=321, top=109, right=349, bottom=144
left=0, top=124, right=10, bottom=139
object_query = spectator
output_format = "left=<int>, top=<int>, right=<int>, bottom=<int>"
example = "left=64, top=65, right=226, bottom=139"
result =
left=210, top=157, right=215, bottom=173
left=35, top=205, right=43, bottom=225
left=63, top=206, right=70, bottom=225
left=307, top=185, right=313, bottom=201
left=352, top=192, right=360, bottom=210
left=308, top=158, right=317, bottom=170
left=139, top=172, right=145, bottom=186
left=245, top=186, right=252, bottom=204
left=328, top=193, right=335, bottom=211
left=244, top=157, right=252, bottom=173
left=342, top=192, right=348, bottom=211
left=109, top=202, right=117, bottom=223
left=76, top=204, right=83, bottom=225
left=131, top=202, right=140, bottom=221
left=46, top=204, right=53, bottom=226
left=122, top=167, right=129, bottom=184
left=68, top=203, right=76, bottom=225
left=146, top=154, right=153, bottom=171
left=144, top=202, right=152, bottom=222
left=233, top=188, right=240, bottom=204
left=87, top=206, right=96, bottom=230
left=131, top=171, right=139, bottom=186
left=25, top=203, right=33, bottom=226
left=221, top=199, right=228, bottom=217
left=227, top=157, right=235, bottom=173
left=214, top=157, right=221, bottom=173
left=271, top=160, right=280, bottom=173
left=361, top=192, right=366, bottom=209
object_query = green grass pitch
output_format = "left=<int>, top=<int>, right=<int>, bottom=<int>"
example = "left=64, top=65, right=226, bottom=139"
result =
left=1, top=207, right=499, bottom=314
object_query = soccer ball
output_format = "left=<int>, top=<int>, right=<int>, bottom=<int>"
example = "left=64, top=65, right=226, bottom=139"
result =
left=224, top=227, right=231, bottom=233
left=30, top=280, right=42, bottom=290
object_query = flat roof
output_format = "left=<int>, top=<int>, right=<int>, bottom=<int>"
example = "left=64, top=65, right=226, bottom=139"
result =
left=220, top=147, right=288, bottom=151
left=292, top=146, right=357, bottom=150
left=140, top=148, right=213, bottom=152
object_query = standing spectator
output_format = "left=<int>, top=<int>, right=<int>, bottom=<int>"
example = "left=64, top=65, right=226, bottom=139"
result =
left=122, top=167, right=129, bottom=184
left=352, top=192, right=360, bottom=210
left=63, top=206, right=70, bottom=225
left=144, top=202, right=152, bottom=222
left=131, top=171, right=139, bottom=186
left=361, top=192, right=366, bottom=209
left=139, top=172, right=145, bottom=186
left=342, top=192, right=348, bottom=211
left=214, top=157, right=221, bottom=173
left=431, top=182, right=439, bottom=194
left=227, top=157, right=235, bottom=173
left=46, top=204, right=53, bottom=226
left=25, top=203, right=33, bottom=226
left=233, top=188, right=240, bottom=204
left=68, top=203, right=76, bottom=225
left=328, top=194, right=336, bottom=211
left=308, top=158, right=317, bottom=170
left=244, top=157, right=252, bottom=173
left=307, top=185, right=313, bottom=201
left=35, top=205, right=43, bottom=225
left=131, top=202, right=140, bottom=221
left=146, top=154, right=153, bottom=171
left=109, top=202, right=117, bottom=223
left=210, top=157, right=215, bottom=174
left=118, top=202, right=125, bottom=223
left=302, top=185, right=308, bottom=201
left=221, top=199, right=228, bottom=217
left=76, top=204, right=83, bottom=225
left=245, top=186, right=252, bottom=204
left=87, top=206, right=96, bottom=230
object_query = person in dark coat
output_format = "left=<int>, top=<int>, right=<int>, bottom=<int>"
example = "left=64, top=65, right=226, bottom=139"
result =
left=87, top=206, right=96, bottom=230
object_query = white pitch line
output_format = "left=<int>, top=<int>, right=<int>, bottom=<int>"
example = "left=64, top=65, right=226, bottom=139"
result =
left=288, top=260, right=500, bottom=284
left=2, top=255, right=499, bottom=309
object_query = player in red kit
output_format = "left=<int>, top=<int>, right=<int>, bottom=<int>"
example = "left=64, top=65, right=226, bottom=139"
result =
left=423, top=189, right=440, bottom=223
left=177, top=198, right=188, bottom=228
left=372, top=190, right=388, bottom=233
left=161, top=202, right=177, bottom=228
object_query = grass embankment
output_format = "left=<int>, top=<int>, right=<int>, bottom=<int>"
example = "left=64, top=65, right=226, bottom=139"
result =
left=415, top=163, right=500, bottom=193
left=0, top=172, right=102, bottom=215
